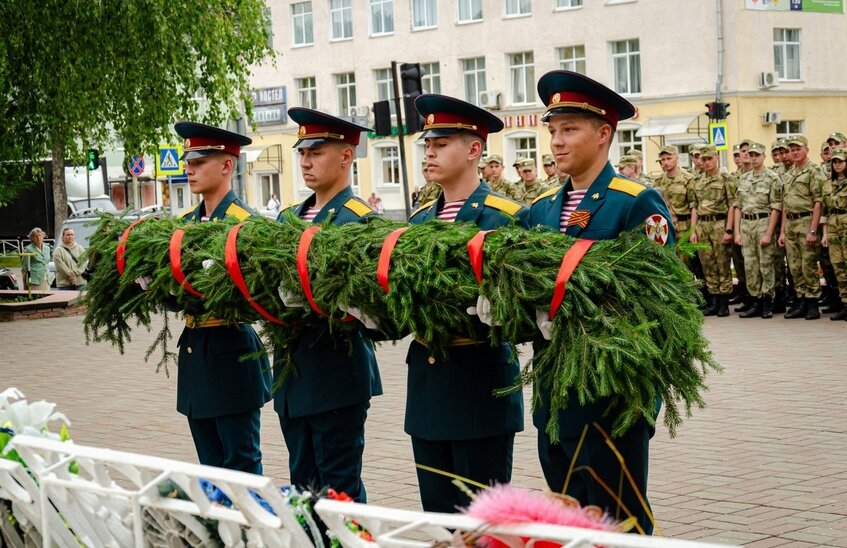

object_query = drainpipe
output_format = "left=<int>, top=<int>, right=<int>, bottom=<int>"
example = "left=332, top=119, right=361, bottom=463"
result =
left=716, top=0, right=727, bottom=166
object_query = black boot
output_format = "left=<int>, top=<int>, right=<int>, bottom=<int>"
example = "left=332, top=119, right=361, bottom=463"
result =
left=805, top=298, right=821, bottom=320
left=717, top=294, right=730, bottom=317
left=735, top=293, right=754, bottom=313
left=831, top=305, right=847, bottom=321
left=772, top=288, right=787, bottom=314
left=739, top=298, right=762, bottom=318
left=702, top=295, right=719, bottom=316
left=784, top=298, right=808, bottom=319
left=728, top=286, right=744, bottom=305
left=761, top=296, right=773, bottom=319
left=698, top=291, right=712, bottom=312
left=822, top=300, right=843, bottom=314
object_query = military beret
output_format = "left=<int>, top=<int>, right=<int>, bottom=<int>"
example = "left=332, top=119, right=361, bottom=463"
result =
left=659, top=145, right=679, bottom=156
left=541, top=153, right=555, bottom=165
left=788, top=135, right=809, bottom=147
left=699, top=144, right=718, bottom=158
left=175, top=121, right=252, bottom=160
left=537, top=70, right=635, bottom=128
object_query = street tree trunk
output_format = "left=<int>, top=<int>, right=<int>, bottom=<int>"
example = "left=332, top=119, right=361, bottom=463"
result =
left=52, top=138, right=67, bottom=237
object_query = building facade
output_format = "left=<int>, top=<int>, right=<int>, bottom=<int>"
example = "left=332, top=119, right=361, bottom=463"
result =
left=245, top=0, right=847, bottom=214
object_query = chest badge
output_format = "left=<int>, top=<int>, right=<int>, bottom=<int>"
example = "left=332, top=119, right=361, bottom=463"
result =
left=471, top=202, right=479, bottom=208
left=592, top=193, right=600, bottom=200
left=566, top=210, right=591, bottom=228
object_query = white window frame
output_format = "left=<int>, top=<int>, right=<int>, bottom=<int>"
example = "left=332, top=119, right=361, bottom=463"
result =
left=291, top=149, right=310, bottom=196
left=373, top=142, right=401, bottom=188
left=457, top=0, right=483, bottom=23
left=335, top=72, right=357, bottom=116
left=773, top=28, right=801, bottom=82
left=505, top=0, right=531, bottom=18
left=462, top=57, right=486, bottom=106
left=610, top=39, right=641, bottom=96
left=291, top=1, right=314, bottom=46
left=776, top=120, right=804, bottom=140
left=374, top=67, right=396, bottom=115
left=330, top=0, right=353, bottom=41
left=421, top=62, right=441, bottom=94
left=351, top=159, right=360, bottom=190
left=555, top=0, right=583, bottom=9
left=297, top=76, right=317, bottom=109
left=257, top=172, right=281, bottom=207
left=557, top=45, right=586, bottom=74
left=508, top=51, right=535, bottom=105
left=612, top=125, right=642, bottom=165
left=411, top=0, right=437, bottom=30
left=504, top=131, right=539, bottom=172
left=369, top=0, right=394, bottom=36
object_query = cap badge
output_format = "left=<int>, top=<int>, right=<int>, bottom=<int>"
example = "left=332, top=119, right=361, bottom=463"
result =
left=426, top=114, right=435, bottom=125
left=551, top=92, right=561, bottom=104
left=298, top=126, right=306, bottom=136
left=184, top=138, right=191, bottom=148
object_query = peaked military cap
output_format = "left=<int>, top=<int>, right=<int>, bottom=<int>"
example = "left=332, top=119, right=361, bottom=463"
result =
left=827, top=132, right=847, bottom=144
left=617, top=155, right=639, bottom=167
left=659, top=145, right=679, bottom=156
left=689, top=144, right=703, bottom=156
left=748, top=142, right=766, bottom=155
left=487, top=154, right=504, bottom=165
left=831, top=149, right=847, bottom=162
left=822, top=141, right=832, bottom=152
left=788, top=135, right=808, bottom=147
left=414, top=94, right=504, bottom=141
left=771, top=139, right=789, bottom=151
left=537, top=70, right=636, bottom=128
left=288, top=107, right=372, bottom=149
left=518, top=158, right=536, bottom=170
left=732, top=144, right=742, bottom=154
left=625, top=148, right=643, bottom=159
left=541, top=153, right=555, bottom=165
left=175, top=121, right=252, bottom=161
left=699, top=144, right=718, bottom=158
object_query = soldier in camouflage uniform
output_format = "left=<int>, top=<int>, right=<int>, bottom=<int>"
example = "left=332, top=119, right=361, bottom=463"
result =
left=484, top=154, right=519, bottom=200
left=690, top=144, right=736, bottom=317
left=768, top=140, right=791, bottom=312
left=732, top=142, right=782, bottom=318
left=817, top=142, right=842, bottom=310
left=822, top=148, right=847, bottom=320
left=689, top=144, right=705, bottom=183
left=821, top=143, right=833, bottom=179
left=617, top=155, right=640, bottom=180
left=417, top=160, right=443, bottom=205
left=513, top=158, right=551, bottom=204
left=777, top=135, right=825, bottom=320
left=625, top=148, right=654, bottom=187
left=541, top=154, right=559, bottom=185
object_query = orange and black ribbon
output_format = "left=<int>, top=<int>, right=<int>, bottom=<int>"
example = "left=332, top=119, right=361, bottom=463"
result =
left=566, top=210, right=591, bottom=228
left=115, top=218, right=147, bottom=276
left=224, top=223, right=286, bottom=325
left=169, top=229, right=203, bottom=298
left=376, top=227, right=410, bottom=293
left=466, top=229, right=493, bottom=285
left=296, top=226, right=354, bottom=322
left=549, top=239, right=595, bottom=321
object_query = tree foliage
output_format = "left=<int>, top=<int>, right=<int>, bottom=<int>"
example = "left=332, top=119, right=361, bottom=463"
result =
left=0, top=0, right=274, bottom=217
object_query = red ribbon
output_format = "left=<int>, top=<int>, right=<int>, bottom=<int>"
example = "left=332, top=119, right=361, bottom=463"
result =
left=296, top=226, right=353, bottom=322
left=466, top=230, right=493, bottom=285
left=169, top=229, right=203, bottom=298
left=116, top=218, right=146, bottom=276
left=376, top=227, right=410, bottom=294
left=549, top=239, right=595, bottom=321
left=224, top=223, right=287, bottom=325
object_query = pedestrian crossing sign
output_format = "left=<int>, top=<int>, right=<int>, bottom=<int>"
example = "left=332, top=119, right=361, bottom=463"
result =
left=157, top=144, right=184, bottom=175
left=709, top=123, right=729, bottom=151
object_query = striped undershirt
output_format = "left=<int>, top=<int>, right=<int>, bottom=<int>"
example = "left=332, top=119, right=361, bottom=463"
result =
left=437, top=200, right=466, bottom=222
left=560, top=189, right=588, bottom=233
left=301, top=206, right=320, bottom=222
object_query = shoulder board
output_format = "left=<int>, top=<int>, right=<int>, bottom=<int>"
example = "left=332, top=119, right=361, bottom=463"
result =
left=484, top=194, right=523, bottom=216
left=411, top=200, right=436, bottom=218
left=608, top=177, right=646, bottom=197
left=179, top=204, right=199, bottom=219
left=343, top=198, right=373, bottom=217
left=225, top=203, right=252, bottom=221
left=532, top=186, right=560, bottom=205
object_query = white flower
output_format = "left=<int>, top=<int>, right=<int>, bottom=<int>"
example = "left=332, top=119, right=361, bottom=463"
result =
left=0, top=388, right=70, bottom=453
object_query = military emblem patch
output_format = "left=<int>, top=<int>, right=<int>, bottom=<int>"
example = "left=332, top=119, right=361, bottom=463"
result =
left=645, top=214, right=669, bottom=245
left=552, top=92, right=561, bottom=104
left=298, top=126, right=306, bottom=136
left=426, top=114, right=435, bottom=125
left=184, top=138, right=191, bottom=148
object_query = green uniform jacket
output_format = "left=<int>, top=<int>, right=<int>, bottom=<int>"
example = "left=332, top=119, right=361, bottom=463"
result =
left=273, top=186, right=383, bottom=418
left=405, top=181, right=528, bottom=440
left=176, top=191, right=272, bottom=419
left=528, top=163, right=675, bottom=438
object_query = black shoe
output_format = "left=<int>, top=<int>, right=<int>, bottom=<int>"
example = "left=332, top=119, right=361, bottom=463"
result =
left=739, top=298, right=762, bottom=318
left=761, top=296, right=773, bottom=319
left=728, top=290, right=744, bottom=305
left=784, top=299, right=808, bottom=319
left=805, top=298, right=821, bottom=320
left=822, top=301, right=843, bottom=314
left=717, top=294, right=730, bottom=317
left=698, top=292, right=713, bottom=312
left=772, top=290, right=786, bottom=314
left=735, top=298, right=753, bottom=313
left=702, top=296, right=719, bottom=316
left=831, top=307, right=847, bottom=321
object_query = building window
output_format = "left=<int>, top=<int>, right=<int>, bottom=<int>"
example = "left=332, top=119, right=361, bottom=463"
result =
left=335, top=72, right=357, bottom=116
left=508, top=52, right=535, bottom=105
left=614, top=128, right=641, bottom=161
left=776, top=120, right=804, bottom=140
left=370, top=0, right=394, bottom=36
left=291, top=2, right=313, bottom=46
left=505, top=0, right=531, bottom=17
left=555, top=0, right=582, bottom=8
left=557, top=45, right=586, bottom=74
left=504, top=133, right=538, bottom=173
left=462, top=57, right=486, bottom=106
left=376, top=144, right=401, bottom=186
left=374, top=67, right=395, bottom=115
left=259, top=173, right=280, bottom=207
left=297, top=76, right=317, bottom=109
left=773, top=28, right=801, bottom=81
left=411, top=0, right=437, bottom=29
left=421, top=62, right=441, bottom=94
left=351, top=159, right=360, bottom=189
left=610, top=39, right=641, bottom=95
left=330, top=0, right=353, bottom=40
left=457, top=0, right=483, bottom=23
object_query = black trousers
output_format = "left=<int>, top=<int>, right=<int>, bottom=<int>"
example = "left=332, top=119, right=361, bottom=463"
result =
left=187, top=409, right=262, bottom=475
left=411, top=433, right=515, bottom=513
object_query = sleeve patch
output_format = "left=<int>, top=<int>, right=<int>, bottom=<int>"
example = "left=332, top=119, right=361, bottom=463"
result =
left=645, top=214, right=670, bottom=245
left=484, top=194, right=523, bottom=216
left=609, top=177, right=646, bottom=197
left=344, top=198, right=373, bottom=217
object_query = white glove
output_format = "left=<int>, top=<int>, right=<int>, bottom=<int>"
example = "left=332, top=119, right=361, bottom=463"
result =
left=338, top=304, right=379, bottom=330
left=535, top=309, right=553, bottom=341
left=466, top=295, right=500, bottom=326
left=134, top=276, right=153, bottom=291
left=277, top=284, right=304, bottom=307
left=202, top=259, right=214, bottom=269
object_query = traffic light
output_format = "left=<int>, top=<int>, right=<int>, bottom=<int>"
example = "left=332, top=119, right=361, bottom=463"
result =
left=86, top=149, right=100, bottom=170
left=373, top=100, right=392, bottom=136
left=705, top=101, right=720, bottom=121
left=718, top=101, right=730, bottom=119
left=399, top=63, right=426, bottom=97
left=404, top=95, right=425, bottom=133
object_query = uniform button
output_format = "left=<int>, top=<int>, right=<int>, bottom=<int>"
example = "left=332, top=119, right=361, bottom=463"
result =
left=427, top=356, right=436, bottom=365
left=187, top=347, right=193, bottom=354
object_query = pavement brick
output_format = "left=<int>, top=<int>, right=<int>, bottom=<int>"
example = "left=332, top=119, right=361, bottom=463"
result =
left=3, top=312, right=847, bottom=545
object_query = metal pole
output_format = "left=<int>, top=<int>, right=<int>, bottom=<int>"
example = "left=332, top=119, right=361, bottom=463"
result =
left=391, top=60, right=413, bottom=220
left=86, top=164, right=91, bottom=209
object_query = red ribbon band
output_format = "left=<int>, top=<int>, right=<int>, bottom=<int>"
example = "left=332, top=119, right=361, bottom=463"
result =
left=549, top=239, right=595, bottom=321
left=224, top=223, right=287, bottom=325
left=169, top=229, right=203, bottom=298
left=116, top=218, right=147, bottom=276
left=376, top=227, right=410, bottom=294
left=296, top=226, right=354, bottom=322
left=466, top=230, right=493, bottom=285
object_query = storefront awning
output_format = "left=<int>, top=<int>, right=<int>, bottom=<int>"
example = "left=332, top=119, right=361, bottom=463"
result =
left=243, top=146, right=268, bottom=163
left=635, top=113, right=701, bottom=137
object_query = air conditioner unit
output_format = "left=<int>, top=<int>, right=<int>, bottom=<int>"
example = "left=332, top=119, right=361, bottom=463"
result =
left=761, top=111, right=782, bottom=125
left=348, top=105, right=371, bottom=117
left=479, top=90, right=501, bottom=110
left=758, top=71, right=779, bottom=89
